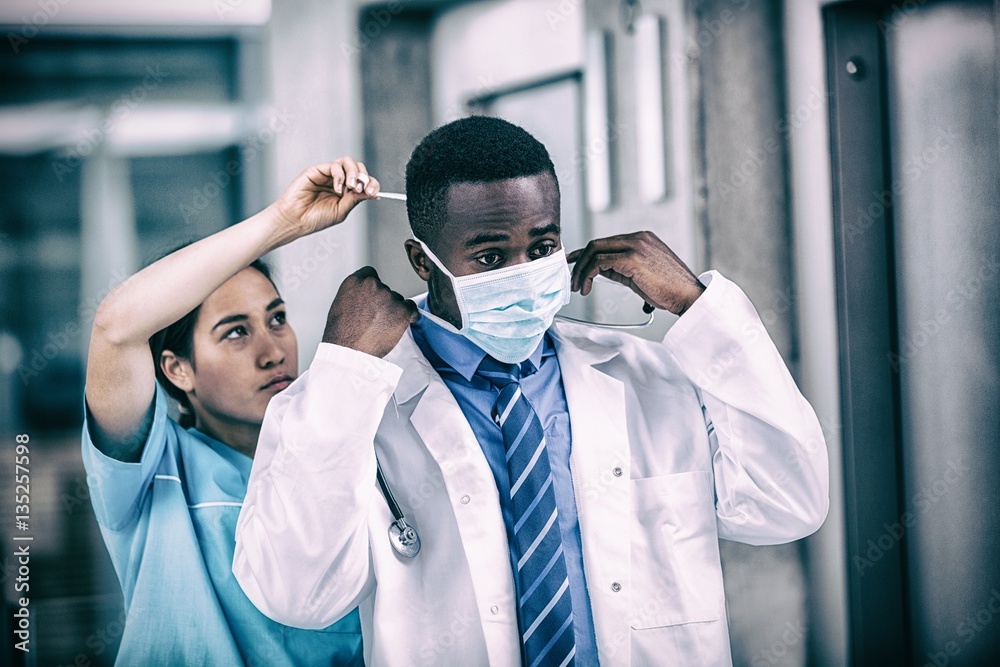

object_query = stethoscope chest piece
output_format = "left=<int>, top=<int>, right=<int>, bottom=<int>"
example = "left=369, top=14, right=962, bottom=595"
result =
left=377, top=457, right=421, bottom=558
left=388, top=518, right=420, bottom=558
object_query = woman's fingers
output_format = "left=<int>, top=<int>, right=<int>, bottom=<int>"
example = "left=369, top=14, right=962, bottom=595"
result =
left=304, top=158, right=381, bottom=200
left=354, top=166, right=380, bottom=197
left=355, top=162, right=368, bottom=195
left=341, top=156, right=361, bottom=194
left=328, top=161, right=347, bottom=196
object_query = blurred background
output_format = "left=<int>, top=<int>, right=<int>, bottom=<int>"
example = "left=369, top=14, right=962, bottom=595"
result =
left=0, top=0, right=997, bottom=665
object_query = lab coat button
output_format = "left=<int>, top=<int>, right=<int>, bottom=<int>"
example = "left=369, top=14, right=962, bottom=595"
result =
left=612, top=467, right=623, bottom=477
left=490, top=605, right=499, bottom=614
left=460, top=494, right=471, bottom=505
left=611, top=581, right=622, bottom=592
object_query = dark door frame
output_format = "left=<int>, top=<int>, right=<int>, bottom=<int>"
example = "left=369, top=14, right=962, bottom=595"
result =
left=824, top=2, right=909, bottom=665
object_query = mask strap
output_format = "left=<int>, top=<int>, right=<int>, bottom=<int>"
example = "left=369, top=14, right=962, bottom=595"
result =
left=414, top=237, right=458, bottom=281
left=413, top=236, right=467, bottom=330
left=555, top=310, right=656, bottom=329
left=417, top=306, right=464, bottom=334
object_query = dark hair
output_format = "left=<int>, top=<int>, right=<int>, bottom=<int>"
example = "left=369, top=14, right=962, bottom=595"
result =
left=405, top=115, right=558, bottom=245
left=148, top=258, right=276, bottom=429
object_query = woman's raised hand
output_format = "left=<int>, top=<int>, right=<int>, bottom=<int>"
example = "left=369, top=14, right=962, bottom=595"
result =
left=271, top=157, right=382, bottom=238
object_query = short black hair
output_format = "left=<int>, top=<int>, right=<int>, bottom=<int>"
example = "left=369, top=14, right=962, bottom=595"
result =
left=405, top=115, right=558, bottom=245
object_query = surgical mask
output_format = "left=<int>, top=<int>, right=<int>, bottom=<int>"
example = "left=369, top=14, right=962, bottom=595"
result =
left=415, top=238, right=571, bottom=363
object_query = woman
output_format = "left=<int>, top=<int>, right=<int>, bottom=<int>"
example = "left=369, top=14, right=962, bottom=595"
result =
left=82, top=157, right=380, bottom=665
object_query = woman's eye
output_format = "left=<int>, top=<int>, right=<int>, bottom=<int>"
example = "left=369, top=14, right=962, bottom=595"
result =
left=270, top=312, right=287, bottom=327
left=224, top=326, right=248, bottom=340
left=476, top=252, right=503, bottom=267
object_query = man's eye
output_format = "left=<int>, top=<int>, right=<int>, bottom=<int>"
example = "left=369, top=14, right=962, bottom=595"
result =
left=224, top=326, right=248, bottom=340
left=476, top=252, right=503, bottom=267
left=531, top=244, right=556, bottom=258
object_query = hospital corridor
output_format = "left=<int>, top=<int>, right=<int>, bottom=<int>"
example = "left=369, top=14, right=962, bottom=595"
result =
left=0, top=0, right=997, bottom=665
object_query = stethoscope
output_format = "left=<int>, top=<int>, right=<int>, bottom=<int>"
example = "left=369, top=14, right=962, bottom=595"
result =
left=376, top=457, right=421, bottom=558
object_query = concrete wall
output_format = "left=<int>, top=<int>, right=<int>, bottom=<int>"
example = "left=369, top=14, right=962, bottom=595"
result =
left=585, top=0, right=698, bottom=341
left=266, top=0, right=369, bottom=370
left=691, top=0, right=797, bottom=360
left=687, top=0, right=810, bottom=665
left=430, top=0, right=585, bottom=124
left=360, top=9, right=436, bottom=297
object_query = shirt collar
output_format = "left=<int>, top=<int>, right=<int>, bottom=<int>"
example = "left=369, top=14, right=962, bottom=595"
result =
left=411, top=294, right=552, bottom=381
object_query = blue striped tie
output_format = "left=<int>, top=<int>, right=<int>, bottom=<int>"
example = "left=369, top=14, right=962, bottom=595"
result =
left=477, top=356, right=576, bottom=667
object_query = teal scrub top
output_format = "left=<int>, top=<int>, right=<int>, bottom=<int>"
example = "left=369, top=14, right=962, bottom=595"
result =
left=82, top=385, right=364, bottom=666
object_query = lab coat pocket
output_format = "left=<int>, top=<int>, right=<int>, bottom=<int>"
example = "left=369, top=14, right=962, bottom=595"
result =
left=629, top=470, right=724, bottom=629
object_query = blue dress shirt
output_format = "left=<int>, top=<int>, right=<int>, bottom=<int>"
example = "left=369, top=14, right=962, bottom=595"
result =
left=82, top=385, right=363, bottom=666
left=411, top=300, right=599, bottom=664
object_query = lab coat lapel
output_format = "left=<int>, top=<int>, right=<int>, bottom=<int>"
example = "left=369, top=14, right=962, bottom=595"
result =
left=550, top=323, right=632, bottom=666
left=384, top=331, right=521, bottom=665
left=384, top=331, right=501, bottom=518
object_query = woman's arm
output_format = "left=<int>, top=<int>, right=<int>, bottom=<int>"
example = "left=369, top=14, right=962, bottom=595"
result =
left=85, top=158, right=380, bottom=461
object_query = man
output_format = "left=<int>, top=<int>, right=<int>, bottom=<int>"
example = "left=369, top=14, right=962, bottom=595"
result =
left=233, top=116, right=829, bottom=666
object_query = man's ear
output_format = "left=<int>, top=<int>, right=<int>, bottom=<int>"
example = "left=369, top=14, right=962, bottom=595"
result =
left=160, top=351, right=195, bottom=393
left=404, top=240, right=432, bottom=281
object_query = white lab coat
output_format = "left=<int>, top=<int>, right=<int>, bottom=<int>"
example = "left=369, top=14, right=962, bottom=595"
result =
left=233, top=271, right=829, bottom=667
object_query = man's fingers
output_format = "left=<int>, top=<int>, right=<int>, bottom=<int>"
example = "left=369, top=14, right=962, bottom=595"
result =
left=569, top=231, right=700, bottom=314
left=584, top=256, right=659, bottom=307
left=404, top=299, right=420, bottom=323
left=570, top=242, right=600, bottom=291
left=348, top=268, right=413, bottom=312
left=570, top=238, right=631, bottom=291
left=580, top=258, right=617, bottom=297
left=576, top=253, right=636, bottom=297
left=386, top=292, right=420, bottom=325
left=569, top=232, right=656, bottom=278
left=572, top=243, right=622, bottom=292
left=574, top=251, right=614, bottom=296
left=352, top=265, right=379, bottom=281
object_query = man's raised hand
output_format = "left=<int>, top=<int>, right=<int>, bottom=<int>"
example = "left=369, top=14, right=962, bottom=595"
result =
left=323, top=267, right=419, bottom=358
left=568, top=231, right=705, bottom=316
